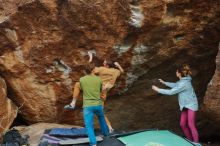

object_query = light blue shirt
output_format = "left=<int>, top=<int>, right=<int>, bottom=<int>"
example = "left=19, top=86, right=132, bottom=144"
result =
left=158, top=76, right=198, bottom=111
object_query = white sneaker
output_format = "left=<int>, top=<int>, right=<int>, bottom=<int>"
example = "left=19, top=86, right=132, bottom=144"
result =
left=191, top=142, right=202, bottom=146
left=109, top=127, right=114, bottom=134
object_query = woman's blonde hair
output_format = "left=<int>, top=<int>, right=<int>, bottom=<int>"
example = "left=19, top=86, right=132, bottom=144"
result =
left=177, top=64, right=192, bottom=77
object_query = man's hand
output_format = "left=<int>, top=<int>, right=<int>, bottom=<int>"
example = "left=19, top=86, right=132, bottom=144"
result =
left=114, top=62, right=120, bottom=67
left=88, top=51, right=93, bottom=63
left=88, top=50, right=96, bottom=63
left=101, top=92, right=107, bottom=101
left=103, top=82, right=113, bottom=91
left=114, top=62, right=124, bottom=73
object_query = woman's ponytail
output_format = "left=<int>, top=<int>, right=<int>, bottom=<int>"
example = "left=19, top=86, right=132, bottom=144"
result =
left=178, top=64, right=192, bottom=77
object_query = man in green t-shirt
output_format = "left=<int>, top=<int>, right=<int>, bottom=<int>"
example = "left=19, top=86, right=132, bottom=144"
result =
left=66, top=63, right=109, bottom=146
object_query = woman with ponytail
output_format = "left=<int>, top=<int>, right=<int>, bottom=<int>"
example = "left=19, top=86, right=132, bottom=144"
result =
left=152, top=64, right=201, bottom=146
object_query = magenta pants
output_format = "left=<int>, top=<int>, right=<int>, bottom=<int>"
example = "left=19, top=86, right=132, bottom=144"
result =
left=180, top=108, right=199, bottom=143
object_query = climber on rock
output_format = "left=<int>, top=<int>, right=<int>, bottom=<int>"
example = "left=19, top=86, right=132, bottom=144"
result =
left=152, top=64, right=201, bottom=146
left=64, top=51, right=124, bottom=133
left=92, top=57, right=124, bottom=133
left=66, top=62, right=109, bottom=146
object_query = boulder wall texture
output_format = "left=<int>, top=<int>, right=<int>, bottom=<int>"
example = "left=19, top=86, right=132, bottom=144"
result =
left=0, top=0, right=220, bottom=131
left=0, top=76, right=17, bottom=134
left=203, top=44, right=220, bottom=128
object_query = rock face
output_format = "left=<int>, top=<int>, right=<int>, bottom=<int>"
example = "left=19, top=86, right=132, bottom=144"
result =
left=0, top=76, right=17, bottom=134
left=203, top=44, right=220, bottom=127
left=0, top=0, right=219, bottom=131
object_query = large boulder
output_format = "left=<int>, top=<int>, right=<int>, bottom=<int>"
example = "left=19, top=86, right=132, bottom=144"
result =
left=0, top=76, right=17, bottom=134
left=203, top=44, right=220, bottom=127
left=0, top=0, right=131, bottom=125
left=0, top=0, right=219, bottom=131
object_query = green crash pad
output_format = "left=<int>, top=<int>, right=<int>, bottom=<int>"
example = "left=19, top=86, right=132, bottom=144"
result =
left=118, top=130, right=194, bottom=146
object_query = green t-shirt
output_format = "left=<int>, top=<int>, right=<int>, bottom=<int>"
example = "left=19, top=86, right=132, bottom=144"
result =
left=80, top=75, right=102, bottom=107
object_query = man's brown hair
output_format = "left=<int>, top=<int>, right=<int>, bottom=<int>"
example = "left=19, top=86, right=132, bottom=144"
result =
left=85, top=62, right=96, bottom=74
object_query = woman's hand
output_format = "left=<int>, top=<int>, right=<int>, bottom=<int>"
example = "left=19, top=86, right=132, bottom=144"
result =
left=158, top=79, right=165, bottom=84
left=152, top=85, right=159, bottom=92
